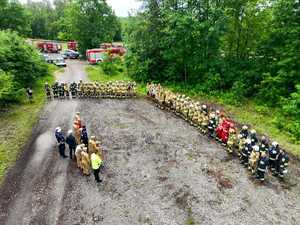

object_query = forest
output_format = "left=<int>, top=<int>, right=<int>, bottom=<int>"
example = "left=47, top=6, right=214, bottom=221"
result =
left=123, top=0, right=300, bottom=143
left=0, top=0, right=299, bottom=143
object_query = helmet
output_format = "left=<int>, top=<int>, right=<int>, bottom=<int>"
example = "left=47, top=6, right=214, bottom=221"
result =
left=246, top=139, right=251, bottom=144
left=253, top=145, right=259, bottom=152
left=238, top=134, right=242, bottom=139
left=250, top=129, right=256, bottom=134
left=216, top=110, right=220, bottom=115
left=242, top=125, right=248, bottom=130
left=261, top=136, right=266, bottom=141
left=68, top=130, right=72, bottom=135
left=55, top=127, right=61, bottom=132
left=272, top=141, right=279, bottom=147
left=202, top=105, right=207, bottom=109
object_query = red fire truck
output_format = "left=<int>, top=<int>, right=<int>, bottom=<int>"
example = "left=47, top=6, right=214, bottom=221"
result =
left=37, top=42, right=62, bottom=53
left=67, top=41, right=78, bottom=51
left=86, top=49, right=108, bottom=64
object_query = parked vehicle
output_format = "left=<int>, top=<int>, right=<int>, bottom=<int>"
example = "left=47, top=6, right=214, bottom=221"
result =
left=67, top=41, right=78, bottom=51
left=86, top=49, right=108, bottom=64
left=53, top=57, right=67, bottom=67
left=37, top=42, right=62, bottom=53
left=63, top=49, right=80, bottom=59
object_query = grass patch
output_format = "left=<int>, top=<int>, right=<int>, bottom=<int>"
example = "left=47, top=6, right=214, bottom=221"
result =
left=86, top=62, right=146, bottom=95
left=0, top=65, right=58, bottom=182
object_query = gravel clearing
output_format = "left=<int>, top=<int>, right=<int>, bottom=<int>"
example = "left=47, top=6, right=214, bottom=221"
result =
left=0, top=60, right=299, bottom=225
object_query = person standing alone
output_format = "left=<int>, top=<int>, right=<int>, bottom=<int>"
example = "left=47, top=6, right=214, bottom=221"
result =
left=66, top=130, right=77, bottom=159
left=91, top=152, right=102, bottom=183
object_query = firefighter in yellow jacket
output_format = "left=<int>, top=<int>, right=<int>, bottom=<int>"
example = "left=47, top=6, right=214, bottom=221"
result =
left=81, top=147, right=91, bottom=175
left=227, top=128, right=237, bottom=154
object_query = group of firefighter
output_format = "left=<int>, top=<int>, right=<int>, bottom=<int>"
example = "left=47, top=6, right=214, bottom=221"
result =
left=54, top=112, right=104, bottom=183
left=147, top=83, right=289, bottom=182
left=44, top=80, right=136, bottom=99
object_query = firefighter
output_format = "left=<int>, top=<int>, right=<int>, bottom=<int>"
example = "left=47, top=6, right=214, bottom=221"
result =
left=256, top=151, right=269, bottom=182
left=66, top=130, right=76, bottom=159
left=200, top=105, right=209, bottom=134
left=240, top=138, right=252, bottom=167
left=240, top=125, right=249, bottom=139
left=269, top=141, right=280, bottom=175
left=81, top=147, right=91, bottom=175
left=91, top=152, right=103, bottom=183
left=77, top=80, right=83, bottom=98
left=227, top=128, right=237, bottom=154
left=52, top=82, right=58, bottom=98
left=26, top=87, right=33, bottom=102
left=88, top=136, right=98, bottom=156
left=249, top=129, right=258, bottom=146
left=75, top=144, right=85, bottom=169
left=73, top=120, right=81, bottom=144
left=207, top=112, right=218, bottom=138
left=276, top=149, right=289, bottom=178
left=70, top=82, right=77, bottom=98
left=75, top=112, right=81, bottom=125
left=58, top=83, right=65, bottom=99
left=259, top=136, right=269, bottom=154
left=249, top=145, right=260, bottom=174
left=55, top=127, right=67, bottom=158
left=64, top=82, right=70, bottom=98
left=80, top=125, right=89, bottom=147
left=44, top=82, right=51, bottom=99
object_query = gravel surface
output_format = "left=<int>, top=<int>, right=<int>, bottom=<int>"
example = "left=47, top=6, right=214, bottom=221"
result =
left=0, top=60, right=299, bottom=225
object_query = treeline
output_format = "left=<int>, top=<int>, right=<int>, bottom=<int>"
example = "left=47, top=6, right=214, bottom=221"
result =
left=0, top=31, right=48, bottom=105
left=0, top=0, right=121, bottom=54
left=124, top=0, right=300, bottom=142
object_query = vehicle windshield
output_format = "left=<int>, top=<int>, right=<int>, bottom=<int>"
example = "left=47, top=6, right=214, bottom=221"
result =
left=90, top=52, right=106, bottom=60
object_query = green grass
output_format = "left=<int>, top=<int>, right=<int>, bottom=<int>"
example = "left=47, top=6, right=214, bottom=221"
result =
left=86, top=64, right=146, bottom=95
left=0, top=65, right=57, bottom=182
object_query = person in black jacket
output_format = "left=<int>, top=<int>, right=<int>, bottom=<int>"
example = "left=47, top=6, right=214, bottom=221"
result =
left=269, top=141, right=280, bottom=175
left=81, top=125, right=89, bottom=147
left=256, top=151, right=269, bottom=181
left=66, top=130, right=77, bottom=159
left=276, top=149, right=289, bottom=178
left=55, top=127, right=67, bottom=158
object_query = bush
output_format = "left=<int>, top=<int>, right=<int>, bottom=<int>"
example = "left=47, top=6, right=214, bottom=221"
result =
left=0, top=30, right=48, bottom=105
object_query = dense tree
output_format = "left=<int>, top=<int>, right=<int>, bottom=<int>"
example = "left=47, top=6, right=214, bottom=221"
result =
left=0, top=0, right=31, bottom=36
left=0, top=31, right=48, bottom=105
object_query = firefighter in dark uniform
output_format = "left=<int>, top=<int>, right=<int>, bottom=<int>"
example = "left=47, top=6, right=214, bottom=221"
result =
left=241, top=138, right=252, bottom=167
left=59, top=83, right=65, bottom=99
left=259, top=136, right=269, bottom=155
left=249, top=129, right=258, bottom=146
left=55, top=127, right=67, bottom=158
left=44, top=82, right=51, bottom=99
left=52, top=81, right=59, bottom=98
left=207, top=112, right=218, bottom=138
left=64, top=83, right=70, bottom=98
left=269, top=141, right=280, bottom=175
left=276, top=149, right=289, bottom=178
left=240, top=125, right=249, bottom=139
left=256, top=151, right=269, bottom=181
left=70, top=82, right=77, bottom=98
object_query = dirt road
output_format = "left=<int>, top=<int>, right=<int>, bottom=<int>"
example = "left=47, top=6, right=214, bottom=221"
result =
left=0, top=60, right=299, bottom=225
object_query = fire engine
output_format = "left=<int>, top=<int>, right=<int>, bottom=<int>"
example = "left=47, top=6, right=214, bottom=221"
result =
left=37, top=42, right=62, bottom=53
left=67, top=41, right=78, bottom=51
left=86, top=49, right=108, bottom=64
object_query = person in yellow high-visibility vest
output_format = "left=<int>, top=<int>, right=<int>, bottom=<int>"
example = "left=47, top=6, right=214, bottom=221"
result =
left=91, top=152, right=102, bottom=183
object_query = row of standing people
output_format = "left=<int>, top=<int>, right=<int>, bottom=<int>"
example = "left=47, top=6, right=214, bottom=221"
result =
left=146, top=83, right=289, bottom=182
left=54, top=112, right=104, bottom=183
left=45, top=80, right=137, bottom=99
